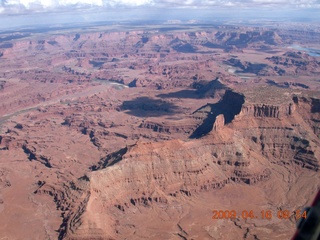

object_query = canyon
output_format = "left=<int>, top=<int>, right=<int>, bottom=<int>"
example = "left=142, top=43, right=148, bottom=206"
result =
left=0, top=23, right=319, bottom=240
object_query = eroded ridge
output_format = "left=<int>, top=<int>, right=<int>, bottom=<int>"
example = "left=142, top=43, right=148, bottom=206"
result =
left=0, top=24, right=319, bottom=240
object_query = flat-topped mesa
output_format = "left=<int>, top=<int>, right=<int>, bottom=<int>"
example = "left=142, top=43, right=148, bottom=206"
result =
left=62, top=138, right=271, bottom=239
left=239, top=103, right=295, bottom=118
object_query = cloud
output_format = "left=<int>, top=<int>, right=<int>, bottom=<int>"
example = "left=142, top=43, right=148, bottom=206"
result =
left=1, top=0, right=320, bottom=13
left=4, top=0, right=152, bottom=8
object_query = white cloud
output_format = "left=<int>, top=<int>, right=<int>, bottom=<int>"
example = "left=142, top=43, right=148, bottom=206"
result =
left=5, top=0, right=105, bottom=8
left=5, top=0, right=152, bottom=8
left=108, top=0, right=152, bottom=6
left=1, top=0, right=320, bottom=12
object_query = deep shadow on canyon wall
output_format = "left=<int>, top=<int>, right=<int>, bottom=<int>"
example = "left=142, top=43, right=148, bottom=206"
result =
left=190, top=90, right=245, bottom=139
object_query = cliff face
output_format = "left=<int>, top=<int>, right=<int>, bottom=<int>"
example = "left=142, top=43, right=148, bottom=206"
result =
left=64, top=137, right=272, bottom=239
left=213, top=114, right=225, bottom=131
left=0, top=25, right=320, bottom=240
left=232, top=95, right=320, bottom=171
left=292, top=96, right=320, bottom=137
left=139, top=121, right=196, bottom=134
left=240, top=103, right=295, bottom=118
left=58, top=95, right=320, bottom=240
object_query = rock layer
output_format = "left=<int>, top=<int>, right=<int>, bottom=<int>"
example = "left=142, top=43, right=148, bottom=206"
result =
left=0, top=24, right=319, bottom=240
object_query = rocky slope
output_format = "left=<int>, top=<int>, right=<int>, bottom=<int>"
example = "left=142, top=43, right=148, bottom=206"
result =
left=0, top=24, right=319, bottom=240
left=52, top=91, right=320, bottom=240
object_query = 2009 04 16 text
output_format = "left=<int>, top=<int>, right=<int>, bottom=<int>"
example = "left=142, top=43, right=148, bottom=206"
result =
left=212, top=210, right=307, bottom=220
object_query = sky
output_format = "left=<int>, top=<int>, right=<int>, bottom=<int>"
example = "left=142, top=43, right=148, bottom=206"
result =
left=0, top=0, right=319, bottom=30
left=1, top=0, right=320, bottom=13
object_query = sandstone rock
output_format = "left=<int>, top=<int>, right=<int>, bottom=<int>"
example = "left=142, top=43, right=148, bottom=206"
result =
left=213, top=114, right=225, bottom=131
left=0, top=24, right=319, bottom=240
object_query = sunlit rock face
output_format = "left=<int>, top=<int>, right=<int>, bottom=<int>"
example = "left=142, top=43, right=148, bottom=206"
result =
left=0, top=23, right=319, bottom=240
